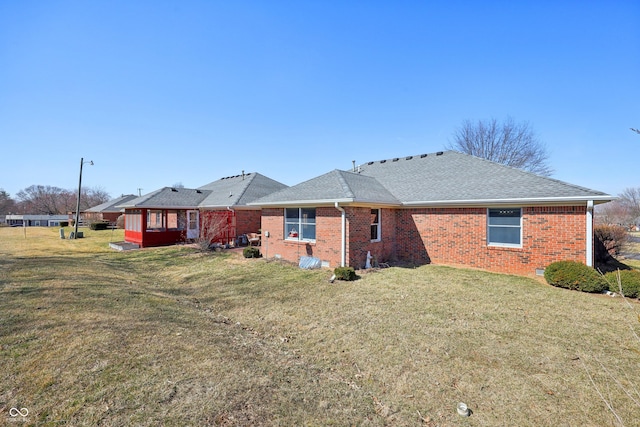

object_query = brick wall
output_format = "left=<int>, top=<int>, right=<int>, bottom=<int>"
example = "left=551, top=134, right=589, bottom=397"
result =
left=395, top=205, right=588, bottom=275
left=235, top=210, right=262, bottom=235
left=261, top=205, right=589, bottom=276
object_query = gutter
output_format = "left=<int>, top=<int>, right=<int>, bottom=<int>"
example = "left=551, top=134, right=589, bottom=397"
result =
left=586, top=200, right=594, bottom=267
left=334, top=202, right=346, bottom=267
left=402, top=195, right=615, bottom=207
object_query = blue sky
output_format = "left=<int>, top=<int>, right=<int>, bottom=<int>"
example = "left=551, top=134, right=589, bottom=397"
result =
left=1, top=1, right=638, bottom=200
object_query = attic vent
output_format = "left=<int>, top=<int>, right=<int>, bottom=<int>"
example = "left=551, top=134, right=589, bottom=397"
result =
left=436, top=151, right=444, bottom=156
left=406, top=156, right=413, bottom=160
left=171, top=188, right=178, bottom=192
left=392, top=158, right=399, bottom=162
left=420, top=154, right=427, bottom=158
left=380, top=160, right=387, bottom=163
left=368, top=161, right=374, bottom=165
left=196, top=190, right=202, bottom=194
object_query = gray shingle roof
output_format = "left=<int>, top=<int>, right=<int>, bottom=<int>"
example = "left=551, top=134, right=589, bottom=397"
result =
left=252, top=169, right=400, bottom=205
left=358, top=151, right=611, bottom=204
left=86, top=194, right=137, bottom=213
left=251, top=151, right=612, bottom=207
left=116, top=173, right=287, bottom=209
left=117, top=187, right=211, bottom=208
left=198, top=173, right=288, bottom=208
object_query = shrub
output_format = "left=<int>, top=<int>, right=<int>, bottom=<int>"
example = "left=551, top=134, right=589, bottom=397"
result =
left=243, top=247, right=260, bottom=258
left=90, top=221, right=109, bottom=230
left=605, top=270, right=640, bottom=298
left=334, top=266, right=356, bottom=281
left=594, top=224, right=628, bottom=257
left=544, top=260, right=608, bottom=293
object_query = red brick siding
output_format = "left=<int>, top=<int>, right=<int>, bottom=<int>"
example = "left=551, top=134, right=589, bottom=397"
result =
left=235, top=210, right=262, bottom=235
left=395, top=206, right=588, bottom=275
left=261, top=205, right=589, bottom=276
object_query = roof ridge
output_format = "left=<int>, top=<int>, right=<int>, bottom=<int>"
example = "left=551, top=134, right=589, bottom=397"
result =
left=334, top=170, right=356, bottom=199
left=232, top=172, right=256, bottom=204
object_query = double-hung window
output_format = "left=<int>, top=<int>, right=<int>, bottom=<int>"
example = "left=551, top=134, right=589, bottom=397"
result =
left=371, top=209, right=381, bottom=241
left=285, top=208, right=316, bottom=241
left=487, top=208, right=522, bottom=247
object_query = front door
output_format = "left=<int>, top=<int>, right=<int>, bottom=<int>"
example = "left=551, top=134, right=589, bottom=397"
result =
left=187, top=210, right=199, bottom=239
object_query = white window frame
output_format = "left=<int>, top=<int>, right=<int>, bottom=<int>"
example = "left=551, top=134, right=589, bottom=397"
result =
left=487, top=208, right=522, bottom=248
left=284, top=208, right=316, bottom=242
left=370, top=208, right=381, bottom=242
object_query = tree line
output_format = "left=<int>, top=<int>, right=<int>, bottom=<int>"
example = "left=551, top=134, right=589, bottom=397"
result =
left=0, top=185, right=110, bottom=216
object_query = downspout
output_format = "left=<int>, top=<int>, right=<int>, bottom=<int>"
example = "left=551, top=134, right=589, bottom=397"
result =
left=586, top=200, right=594, bottom=267
left=335, top=202, right=346, bottom=267
left=227, top=206, right=235, bottom=245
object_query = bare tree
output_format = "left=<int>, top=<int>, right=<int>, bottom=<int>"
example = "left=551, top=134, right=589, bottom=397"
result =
left=619, top=187, right=640, bottom=223
left=82, top=187, right=111, bottom=209
left=595, top=199, right=634, bottom=226
left=15, top=185, right=111, bottom=215
left=195, top=210, right=233, bottom=251
left=16, top=185, right=72, bottom=214
left=447, top=117, right=553, bottom=176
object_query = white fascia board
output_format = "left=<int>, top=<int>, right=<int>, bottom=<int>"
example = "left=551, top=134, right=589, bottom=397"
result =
left=402, top=195, right=615, bottom=208
left=122, top=205, right=200, bottom=210
left=248, top=198, right=355, bottom=207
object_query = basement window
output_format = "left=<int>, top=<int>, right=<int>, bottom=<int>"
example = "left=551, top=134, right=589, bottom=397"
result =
left=487, top=208, right=522, bottom=247
left=285, top=208, right=316, bottom=241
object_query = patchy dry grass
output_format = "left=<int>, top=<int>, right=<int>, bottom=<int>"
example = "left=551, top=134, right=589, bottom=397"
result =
left=1, top=227, right=639, bottom=426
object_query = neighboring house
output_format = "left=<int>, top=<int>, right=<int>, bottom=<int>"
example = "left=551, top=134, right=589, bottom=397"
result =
left=84, top=194, right=137, bottom=225
left=250, top=151, right=613, bottom=276
left=5, top=214, right=70, bottom=227
left=118, top=173, right=287, bottom=248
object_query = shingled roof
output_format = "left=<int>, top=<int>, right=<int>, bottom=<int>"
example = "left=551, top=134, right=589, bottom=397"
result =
left=251, top=151, right=612, bottom=207
left=117, top=187, right=211, bottom=209
left=198, top=173, right=288, bottom=208
left=117, top=172, right=288, bottom=209
left=86, top=194, right=137, bottom=213
left=252, top=170, right=400, bottom=206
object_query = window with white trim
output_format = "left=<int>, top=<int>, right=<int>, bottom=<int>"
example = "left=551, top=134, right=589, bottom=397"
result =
left=487, top=208, right=522, bottom=246
left=371, top=208, right=381, bottom=241
left=285, top=208, right=316, bottom=241
left=147, top=209, right=165, bottom=231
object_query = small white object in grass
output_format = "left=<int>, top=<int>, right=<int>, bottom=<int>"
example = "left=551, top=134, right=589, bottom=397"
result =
left=457, top=402, right=470, bottom=417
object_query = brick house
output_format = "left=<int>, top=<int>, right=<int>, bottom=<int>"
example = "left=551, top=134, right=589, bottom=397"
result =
left=84, top=194, right=137, bottom=226
left=118, top=173, right=287, bottom=248
left=251, top=151, right=613, bottom=276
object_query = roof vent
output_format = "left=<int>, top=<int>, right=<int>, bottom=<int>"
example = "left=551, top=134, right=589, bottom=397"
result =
left=171, top=188, right=178, bottom=192
left=392, top=158, right=399, bottom=162
left=436, top=151, right=444, bottom=156
left=420, top=154, right=427, bottom=158
left=368, top=161, right=374, bottom=165
left=406, top=156, right=413, bottom=160
left=196, top=190, right=202, bottom=194
left=380, top=160, right=386, bottom=163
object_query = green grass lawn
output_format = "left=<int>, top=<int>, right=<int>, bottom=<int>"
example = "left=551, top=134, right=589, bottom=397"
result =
left=1, top=227, right=639, bottom=426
